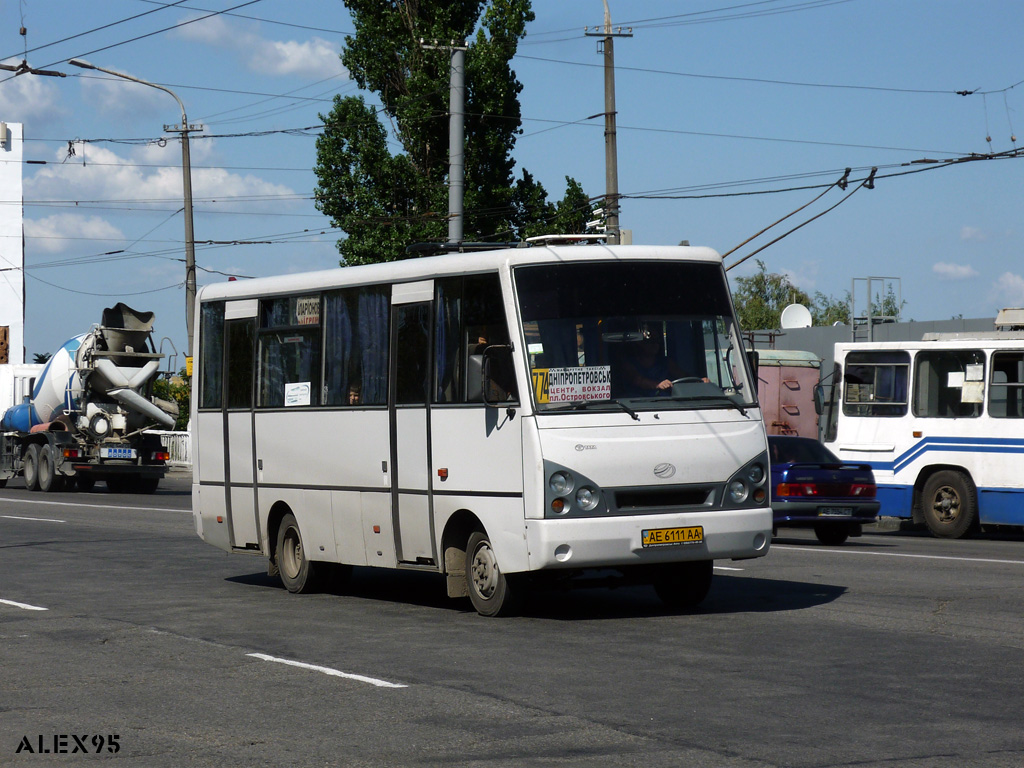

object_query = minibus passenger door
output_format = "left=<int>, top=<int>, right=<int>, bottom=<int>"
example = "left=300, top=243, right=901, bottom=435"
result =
left=389, top=294, right=436, bottom=564
left=223, top=316, right=258, bottom=548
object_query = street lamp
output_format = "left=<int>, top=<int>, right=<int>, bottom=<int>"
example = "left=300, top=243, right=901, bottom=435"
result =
left=69, top=58, right=200, bottom=364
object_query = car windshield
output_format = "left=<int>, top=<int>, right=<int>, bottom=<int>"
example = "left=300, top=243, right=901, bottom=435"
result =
left=513, top=260, right=756, bottom=413
left=769, top=437, right=840, bottom=464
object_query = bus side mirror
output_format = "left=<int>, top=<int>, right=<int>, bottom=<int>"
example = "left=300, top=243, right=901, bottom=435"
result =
left=481, top=345, right=517, bottom=408
left=467, top=354, right=483, bottom=402
left=813, top=384, right=825, bottom=416
left=746, top=349, right=759, bottom=381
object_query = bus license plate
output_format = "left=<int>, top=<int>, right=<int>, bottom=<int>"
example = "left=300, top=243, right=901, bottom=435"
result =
left=642, top=526, right=704, bottom=548
left=100, top=447, right=136, bottom=460
left=819, top=507, right=853, bottom=517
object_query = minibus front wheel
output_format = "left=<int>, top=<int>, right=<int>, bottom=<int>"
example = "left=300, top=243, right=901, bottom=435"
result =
left=466, top=530, right=520, bottom=617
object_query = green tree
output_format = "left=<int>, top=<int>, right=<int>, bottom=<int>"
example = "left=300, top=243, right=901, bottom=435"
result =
left=32, top=352, right=51, bottom=364
left=152, top=368, right=190, bottom=431
left=315, top=0, right=589, bottom=265
left=731, top=260, right=813, bottom=330
left=732, top=260, right=861, bottom=329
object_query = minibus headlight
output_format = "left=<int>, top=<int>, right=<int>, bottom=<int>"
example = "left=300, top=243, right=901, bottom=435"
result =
left=575, top=486, right=599, bottom=511
left=746, top=464, right=765, bottom=484
left=728, top=480, right=749, bottom=504
left=549, top=471, right=574, bottom=496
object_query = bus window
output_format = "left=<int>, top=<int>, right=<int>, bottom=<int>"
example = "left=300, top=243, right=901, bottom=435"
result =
left=199, top=301, right=225, bottom=409
left=822, top=363, right=841, bottom=442
left=843, top=351, right=909, bottom=417
left=989, top=352, right=1024, bottom=418
left=257, top=295, right=321, bottom=408
left=434, top=274, right=514, bottom=404
left=323, top=286, right=389, bottom=406
left=913, top=349, right=984, bottom=418
left=225, top=319, right=255, bottom=409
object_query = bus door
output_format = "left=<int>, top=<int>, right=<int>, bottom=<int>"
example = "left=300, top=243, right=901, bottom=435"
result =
left=389, top=282, right=435, bottom=564
left=211, top=300, right=259, bottom=548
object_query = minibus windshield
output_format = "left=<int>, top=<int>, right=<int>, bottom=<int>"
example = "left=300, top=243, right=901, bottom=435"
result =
left=514, top=260, right=757, bottom=413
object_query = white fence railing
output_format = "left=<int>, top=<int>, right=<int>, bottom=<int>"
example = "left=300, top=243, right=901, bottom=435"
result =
left=150, top=430, right=191, bottom=469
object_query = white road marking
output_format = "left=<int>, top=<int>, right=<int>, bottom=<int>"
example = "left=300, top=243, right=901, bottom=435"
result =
left=0, top=515, right=66, bottom=523
left=772, top=544, right=1024, bottom=566
left=246, top=653, right=407, bottom=688
left=0, top=598, right=48, bottom=611
left=0, top=497, right=186, bottom=514
left=714, top=565, right=744, bottom=571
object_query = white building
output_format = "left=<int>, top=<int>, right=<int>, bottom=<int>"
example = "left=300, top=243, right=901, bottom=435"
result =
left=0, top=120, right=24, bottom=365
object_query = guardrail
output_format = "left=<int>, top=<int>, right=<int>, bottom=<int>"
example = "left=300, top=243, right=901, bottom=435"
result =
left=149, top=430, right=191, bottom=469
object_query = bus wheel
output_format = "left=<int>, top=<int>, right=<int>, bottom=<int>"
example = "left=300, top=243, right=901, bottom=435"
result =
left=922, top=471, right=977, bottom=539
left=38, top=445, right=58, bottom=492
left=466, top=531, right=519, bottom=617
left=813, top=524, right=850, bottom=546
left=277, top=513, right=320, bottom=594
left=652, top=560, right=713, bottom=610
left=23, top=444, right=41, bottom=491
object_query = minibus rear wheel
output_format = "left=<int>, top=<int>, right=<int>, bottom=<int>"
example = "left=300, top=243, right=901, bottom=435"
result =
left=277, top=513, right=321, bottom=593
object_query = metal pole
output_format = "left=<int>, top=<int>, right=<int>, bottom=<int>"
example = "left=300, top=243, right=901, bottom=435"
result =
left=448, top=47, right=465, bottom=244
left=602, top=31, right=619, bottom=245
left=585, top=2, right=631, bottom=245
left=69, top=59, right=200, bottom=362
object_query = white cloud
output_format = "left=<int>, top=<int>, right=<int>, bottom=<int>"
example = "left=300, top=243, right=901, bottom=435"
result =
left=76, top=70, right=168, bottom=121
left=992, top=272, right=1024, bottom=307
left=933, top=262, right=978, bottom=280
left=961, top=226, right=986, bottom=242
left=25, top=214, right=124, bottom=253
left=24, top=143, right=296, bottom=254
left=0, top=58, right=66, bottom=123
left=172, top=17, right=345, bottom=79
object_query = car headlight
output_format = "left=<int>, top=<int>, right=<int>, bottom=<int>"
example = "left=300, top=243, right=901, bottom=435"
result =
left=549, top=471, right=574, bottom=496
left=728, top=479, right=749, bottom=504
left=576, top=486, right=599, bottom=511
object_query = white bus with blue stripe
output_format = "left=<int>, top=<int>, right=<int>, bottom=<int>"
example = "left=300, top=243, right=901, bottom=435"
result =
left=820, top=335, right=1024, bottom=538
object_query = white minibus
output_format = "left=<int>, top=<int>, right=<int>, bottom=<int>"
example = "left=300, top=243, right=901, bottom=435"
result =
left=191, top=244, right=772, bottom=614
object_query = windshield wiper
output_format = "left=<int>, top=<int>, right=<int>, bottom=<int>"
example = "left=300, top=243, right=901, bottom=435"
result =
left=545, top=399, right=640, bottom=420
left=668, top=394, right=749, bottom=417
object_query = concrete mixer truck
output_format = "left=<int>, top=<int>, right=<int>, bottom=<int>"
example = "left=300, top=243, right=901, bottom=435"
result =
left=0, top=303, right=179, bottom=493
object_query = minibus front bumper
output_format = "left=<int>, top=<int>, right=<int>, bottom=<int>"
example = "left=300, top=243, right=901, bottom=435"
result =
left=523, top=507, right=772, bottom=571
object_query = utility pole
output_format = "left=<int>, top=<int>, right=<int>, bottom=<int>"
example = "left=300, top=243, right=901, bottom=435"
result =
left=585, top=1, right=631, bottom=245
left=421, top=39, right=468, bottom=245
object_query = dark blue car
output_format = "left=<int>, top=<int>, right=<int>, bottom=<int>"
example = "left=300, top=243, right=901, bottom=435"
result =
left=768, top=435, right=880, bottom=545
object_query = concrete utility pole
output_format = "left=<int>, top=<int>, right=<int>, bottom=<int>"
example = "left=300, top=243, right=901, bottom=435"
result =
left=585, top=1, right=631, bottom=245
left=69, top=59, right=201, bottom=365
left=421, top=39, right=468, bottom=245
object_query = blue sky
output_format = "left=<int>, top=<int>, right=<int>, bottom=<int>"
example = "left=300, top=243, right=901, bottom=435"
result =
left=1, top=0, right=1021, bottom=358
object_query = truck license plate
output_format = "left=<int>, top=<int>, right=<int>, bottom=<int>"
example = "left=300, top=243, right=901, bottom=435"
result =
left=100, top=447, right=136, bottom=460
left=642, top=526, right=704, bottom=547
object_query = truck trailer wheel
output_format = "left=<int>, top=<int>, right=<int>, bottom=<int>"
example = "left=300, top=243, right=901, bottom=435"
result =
left=23, top=444, right=41, bottom=491
left=38, top=445, right=60, bottom=492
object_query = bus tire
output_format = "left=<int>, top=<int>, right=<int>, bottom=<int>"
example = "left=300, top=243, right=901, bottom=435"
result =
left=466, top=530, right=519, bottom=617
left=921, top=471, right=977, bottom=539
left=38, top=445, right=58, bottom=493
left=23, top=444, right=41, bottom=491
left=276, top=513, right=320, bottom=594
left=814, top=524, right=850, bottom=546
left=652, top=560, right=714, bottom=610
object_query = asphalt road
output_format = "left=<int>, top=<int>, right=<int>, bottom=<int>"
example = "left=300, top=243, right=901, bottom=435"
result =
left=1, top=475, right=1023, bottom=767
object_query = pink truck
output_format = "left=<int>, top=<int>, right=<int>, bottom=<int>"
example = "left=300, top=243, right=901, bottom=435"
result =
left=755, top=349, right=820, bottom=438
